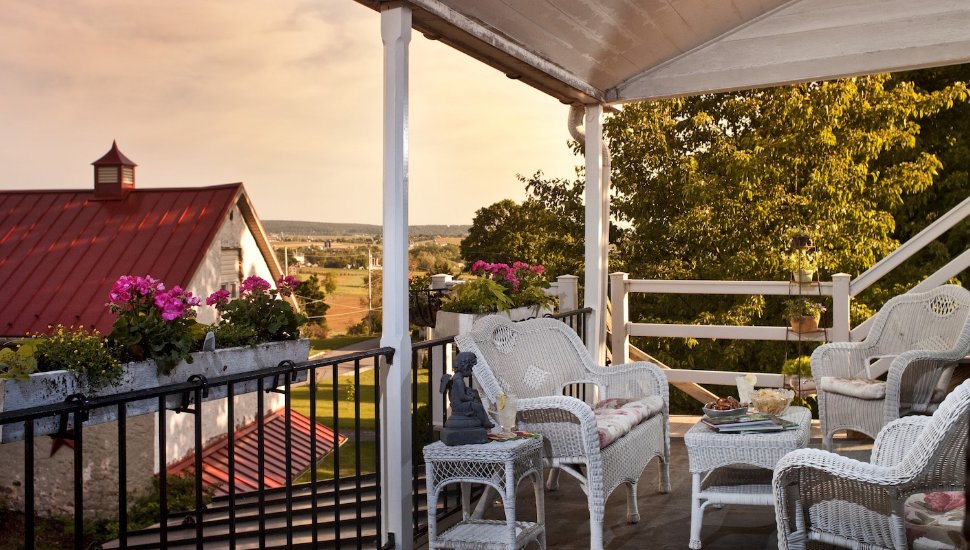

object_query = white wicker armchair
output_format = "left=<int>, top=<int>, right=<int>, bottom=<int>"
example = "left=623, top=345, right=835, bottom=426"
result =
left=773, top=378, right=969, bottom=550
left=455, top=316, right=670, bottom=550
left=811, top=284, right=970, bottom=449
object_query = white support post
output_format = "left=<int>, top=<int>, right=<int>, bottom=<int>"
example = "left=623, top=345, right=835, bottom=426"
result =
left=610, top=272, right=629, bottom=364
left=380, top=5, right=413, bottom=549
left=831, top=273, right=851, bottom=342
left=583, top=104, right=608, bottom=363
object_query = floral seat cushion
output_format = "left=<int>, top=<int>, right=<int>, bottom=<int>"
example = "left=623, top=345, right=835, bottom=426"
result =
left=592, top=396, right=664, bottom=449
left=905, top=491, right=966, bottom=549
left=819, top=376, right=887, bottom=400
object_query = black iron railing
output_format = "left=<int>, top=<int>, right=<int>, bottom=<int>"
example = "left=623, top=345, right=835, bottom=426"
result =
left=0, top=347, right=394, bottom=550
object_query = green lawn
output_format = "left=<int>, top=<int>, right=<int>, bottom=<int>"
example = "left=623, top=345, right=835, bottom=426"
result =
left=291, top=366, right=430, bottom=480
left=308, top=334, right=376, bottom=356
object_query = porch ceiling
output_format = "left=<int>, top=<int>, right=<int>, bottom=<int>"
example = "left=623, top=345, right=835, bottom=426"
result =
left=354, top=0, right=970, bottom=104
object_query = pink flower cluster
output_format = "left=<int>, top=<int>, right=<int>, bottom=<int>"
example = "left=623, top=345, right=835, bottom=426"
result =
left=240, top=275, right=272, bottom=295
left=107, top=275, right=199, bottom=321
left=277, top=275, right=300, bottom=297
left=470, top=260, right=545, bottom=292
left=206, top=288, right=231, bottom=306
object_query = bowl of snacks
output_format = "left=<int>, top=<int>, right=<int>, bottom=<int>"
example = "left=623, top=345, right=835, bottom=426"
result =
left=750, top=388, right=795, bottom=415
left=702, top=396, right=747, bottom=418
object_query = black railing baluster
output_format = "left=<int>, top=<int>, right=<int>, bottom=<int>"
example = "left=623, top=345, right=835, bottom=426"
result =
left=158, top=396, right=168, bottom=549
left=73, top=408, right=84, bottom=550
left=117, top=404, right=127, bottom=549
left=354, top=357, right=362, bottom=548
left=332, top=357, right=341, bottom=548
left=24, top=419, right=34, bottom=550
left=309, top=366, right=319, bottom=547
left=257, top=377, right=266, bottom=550
left=284, top=365, right=293, bottom=549
left=374, top=354, right=382, bottom=550
left=194, top=385, right=204, bottom=550
left=227, top=382, right=236, bottom=550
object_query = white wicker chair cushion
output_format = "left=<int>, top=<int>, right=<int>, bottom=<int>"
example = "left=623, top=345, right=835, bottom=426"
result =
left=593, top=396, right=664, bottom=448
left=904, top=491, right=966, bottom=549
left=819, top=376, right=887, bottom=399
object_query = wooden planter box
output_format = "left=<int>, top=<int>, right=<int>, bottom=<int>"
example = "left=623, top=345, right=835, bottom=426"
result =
left=434, top=306, right=553, bottom=338
left=0, top=339, right=310, bottom=442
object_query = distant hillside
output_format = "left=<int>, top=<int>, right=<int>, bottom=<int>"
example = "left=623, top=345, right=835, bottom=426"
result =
left=263, top=220, right=469, bottom=238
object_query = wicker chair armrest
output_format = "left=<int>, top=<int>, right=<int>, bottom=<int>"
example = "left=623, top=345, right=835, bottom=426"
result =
left=774, top=448, right=902, bottom=507
left=810, top=341, right=879, bottom=379
left=587, top=361, right=669, bottom=402
left=516, top=395, right=600, bottom=459
left=870, top=416, right=931, bottom=467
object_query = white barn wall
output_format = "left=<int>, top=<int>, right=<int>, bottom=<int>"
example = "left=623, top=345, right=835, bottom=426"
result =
left=162, top=199, right=285, bottom=469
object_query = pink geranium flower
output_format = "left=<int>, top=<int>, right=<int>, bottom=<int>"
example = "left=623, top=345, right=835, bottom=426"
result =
left=206, top=288, right=231, bottom=306
left=240, top=275, right=271, bottom=294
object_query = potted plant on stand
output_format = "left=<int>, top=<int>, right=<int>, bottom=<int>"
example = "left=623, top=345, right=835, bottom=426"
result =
left=782, top=248, right=818, bottom=284
left=782, top=298, right=826, bottom=333
left=434, top=261, right=558, bottom=337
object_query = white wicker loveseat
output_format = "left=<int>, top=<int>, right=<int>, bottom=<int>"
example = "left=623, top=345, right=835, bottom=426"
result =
left=811, top=284, right=970, bottom=449
left=455, top=316, right=670, bottom=550
left=772, top=378, right=969, bottom=549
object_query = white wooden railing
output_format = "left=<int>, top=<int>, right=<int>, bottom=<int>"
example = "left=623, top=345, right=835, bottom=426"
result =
left=609, top=194, right=970, bottom=401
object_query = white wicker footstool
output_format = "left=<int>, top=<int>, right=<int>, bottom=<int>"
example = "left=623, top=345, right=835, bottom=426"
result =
left=423, top=438, right=545, bottom=549
left=684, top=406, right=811, bottom=549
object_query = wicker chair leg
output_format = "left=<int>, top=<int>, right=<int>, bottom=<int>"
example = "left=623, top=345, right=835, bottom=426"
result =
left=545, top=467, right=561, bottom=491
left=588, top=498, right=606, bottom=550
left=659, top=456, right=671, bottom=493
left=624, top=480, right=640, bottom=523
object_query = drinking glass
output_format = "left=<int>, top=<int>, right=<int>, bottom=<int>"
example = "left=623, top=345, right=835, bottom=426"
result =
left=495, top=393, right=518, bottom=435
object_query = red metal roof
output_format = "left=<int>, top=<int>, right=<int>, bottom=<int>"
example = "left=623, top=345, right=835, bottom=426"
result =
left=166, top=408, right=346, bottom=497
left=0, top=184, right=243, bottom=337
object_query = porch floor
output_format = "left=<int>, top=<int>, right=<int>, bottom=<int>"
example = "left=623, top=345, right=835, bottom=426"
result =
left=447, top=416, right=871, bottom=550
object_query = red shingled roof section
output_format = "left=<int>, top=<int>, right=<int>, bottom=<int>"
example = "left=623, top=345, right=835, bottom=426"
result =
left=0, top=184, right=242, bottom=337
left=166, top=408, right=346, bottom=497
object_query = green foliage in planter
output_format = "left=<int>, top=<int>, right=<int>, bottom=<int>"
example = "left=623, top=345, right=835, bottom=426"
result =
left=782, top=355, right=812, bottom=377
left=34, top=326, right=121, bottom=391
left=208, top=275, right=307, bottom=345
left=440, top=278, right=514, bottom=314
left=0, top=341, right=37, bottom=380
left=781, top=298, right=827, bottom=319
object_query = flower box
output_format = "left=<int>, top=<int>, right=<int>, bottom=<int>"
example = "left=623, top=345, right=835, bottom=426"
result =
left=0, top=339, right=309, bottom=442
left=434, top=306, right=553, bottom=338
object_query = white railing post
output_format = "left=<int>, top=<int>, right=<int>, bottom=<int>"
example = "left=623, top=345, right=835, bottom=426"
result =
left=831, top=273, right=851, bottom=342
left=610, top=272, right=629, bottom=364
left=379, top=4, right=413, bottom=548
left=555, top=274, right=579, bottom=311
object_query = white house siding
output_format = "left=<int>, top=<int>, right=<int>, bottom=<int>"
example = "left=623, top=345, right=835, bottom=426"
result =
left=164, top=200, right=284, bottom=469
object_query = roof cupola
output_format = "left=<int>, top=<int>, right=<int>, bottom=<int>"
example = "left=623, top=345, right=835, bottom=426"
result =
left=92, top=141, right=137, bottom=199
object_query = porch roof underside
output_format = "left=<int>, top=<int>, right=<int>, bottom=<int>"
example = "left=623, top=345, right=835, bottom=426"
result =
left=356, top=0, right=970, bottom=104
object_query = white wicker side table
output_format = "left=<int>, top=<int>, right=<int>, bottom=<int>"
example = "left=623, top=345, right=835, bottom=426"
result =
left=423, top=437, right=545, bottom=549
left=684, top=406, right=812, bottom=549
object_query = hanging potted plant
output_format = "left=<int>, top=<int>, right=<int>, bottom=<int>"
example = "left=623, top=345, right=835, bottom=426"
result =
left=782, top=298, right=826, bottom=333
left=434, top=261, right=558, bottom=337
left=782, top=249, right=818, bottom=284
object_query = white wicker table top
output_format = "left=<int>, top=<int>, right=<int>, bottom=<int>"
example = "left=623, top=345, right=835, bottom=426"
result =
left=684, top=406, right=812, bottom=473
left=423, top=437, right=543, bottom=463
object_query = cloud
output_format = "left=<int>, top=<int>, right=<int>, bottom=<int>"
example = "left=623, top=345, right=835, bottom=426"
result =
left=0, top=1, right=579, bottom=224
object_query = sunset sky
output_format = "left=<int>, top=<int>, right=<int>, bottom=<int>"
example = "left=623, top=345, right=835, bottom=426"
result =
left=0, top=1, right=580, bottom=225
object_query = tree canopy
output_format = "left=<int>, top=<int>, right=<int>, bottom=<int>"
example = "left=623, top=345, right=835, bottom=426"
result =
left=460, top=69, right=968, bottom=412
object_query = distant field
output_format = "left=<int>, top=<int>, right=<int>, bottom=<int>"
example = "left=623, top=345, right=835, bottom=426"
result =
left=297, top=267, right=373, bottom=334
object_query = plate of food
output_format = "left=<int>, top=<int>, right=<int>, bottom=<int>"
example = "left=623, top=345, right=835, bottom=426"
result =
left=702, top=396, right=748, bottom=418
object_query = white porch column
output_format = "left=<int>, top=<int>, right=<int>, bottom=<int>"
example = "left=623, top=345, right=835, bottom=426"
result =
left=380, top=5, right=413, bottom=549
left=583, top=104, right=608, bottom=363
left=831, top=273, right=851, bottom=342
